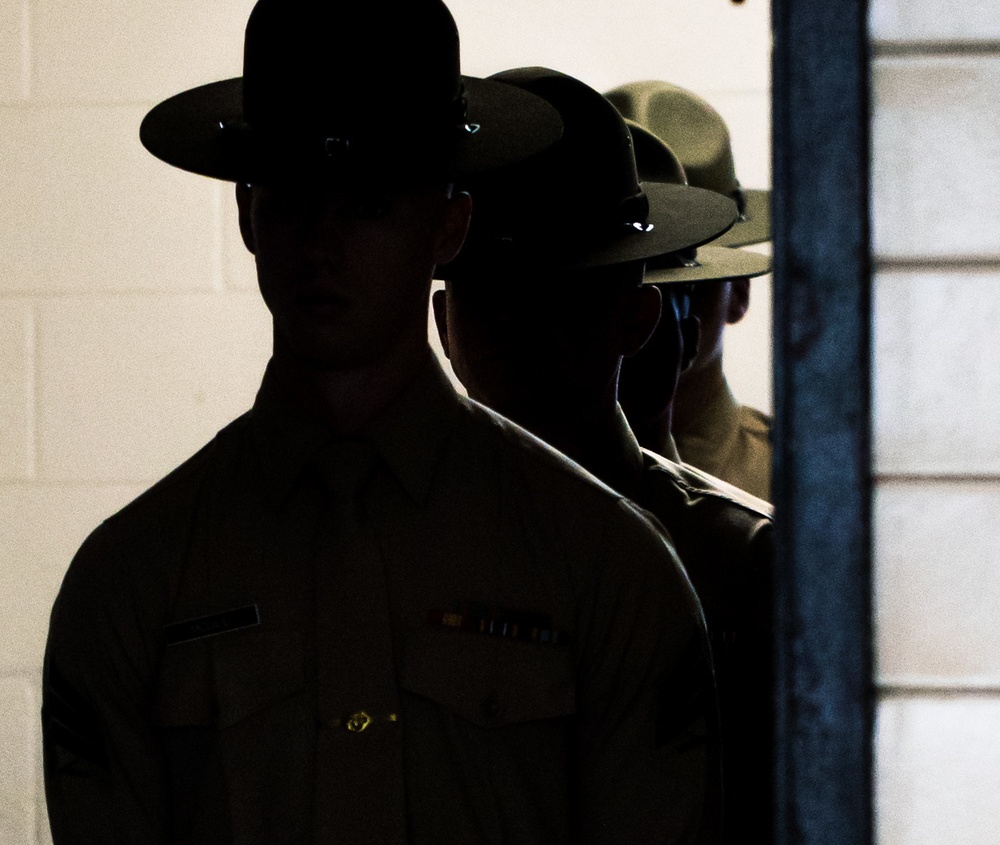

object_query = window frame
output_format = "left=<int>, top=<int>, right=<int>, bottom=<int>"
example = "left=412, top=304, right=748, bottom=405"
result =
left=771, top=0, right=873, bottom=842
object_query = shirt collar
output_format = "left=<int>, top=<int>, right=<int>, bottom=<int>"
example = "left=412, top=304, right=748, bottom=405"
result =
left=252, top=354, right=461, bottom=510
left=605, top=404, right=649, bottom=500
left=360, top=355, right=461, bottom=505
left=659, top=432, right=682, bottom=462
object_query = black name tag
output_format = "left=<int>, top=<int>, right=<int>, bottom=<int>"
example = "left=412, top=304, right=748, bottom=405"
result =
left=165, top=604, right=261, bottom=646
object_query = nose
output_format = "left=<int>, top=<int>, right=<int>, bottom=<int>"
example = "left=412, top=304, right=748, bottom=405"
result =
left=306, top=195, right=352, bottom=267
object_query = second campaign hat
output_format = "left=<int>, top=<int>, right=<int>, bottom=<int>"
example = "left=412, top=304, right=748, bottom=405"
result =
left=626, top=121, right=770, bottom=284
left=140, top=0, right=563, bottom=184
left=439, top=68, right=737, bottom=277
left=606, top=80, right=770, bottom=248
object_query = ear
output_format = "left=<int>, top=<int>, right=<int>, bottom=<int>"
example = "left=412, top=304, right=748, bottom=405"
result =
left=235, top=183, right=256, bottom=256
left=621, top=284, right=662, bottom=357
left=431, top=288, right=451, bottom=359
left=726, top=277, right=751, bottom=324
left=433, top=191, right=473, bottom=267
left=679, top=315, right=700, bottom=373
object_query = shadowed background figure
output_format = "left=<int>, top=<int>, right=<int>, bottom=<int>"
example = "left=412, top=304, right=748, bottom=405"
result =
left=436, top=67, right=775, bottom=844
left=607, top=81, right=773, bottom=501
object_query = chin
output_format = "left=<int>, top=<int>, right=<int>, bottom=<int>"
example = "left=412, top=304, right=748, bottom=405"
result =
left=278, top=329, right=367, bottom=372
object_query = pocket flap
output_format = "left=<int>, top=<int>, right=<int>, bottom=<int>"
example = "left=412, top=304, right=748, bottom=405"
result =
left=153, top=630, right=305, bottom=729
left=399, top=626, right=575, bottom=728
left=212, top=630, right=305, bottom=728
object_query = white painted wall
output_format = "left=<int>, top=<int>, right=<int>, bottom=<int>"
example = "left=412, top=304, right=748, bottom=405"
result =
left=0, top=1, right=771, bottom=840
left=871, top=2, right=1000, bottom=843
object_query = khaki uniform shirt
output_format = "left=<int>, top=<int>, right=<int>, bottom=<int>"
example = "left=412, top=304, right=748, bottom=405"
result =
left=43, top=358, right=718, bottom=845
left=607, top=408, right=774, bottom=844
left=638, top=450, right=774, bottom=845
left=672, top=375, right=772, bottom=503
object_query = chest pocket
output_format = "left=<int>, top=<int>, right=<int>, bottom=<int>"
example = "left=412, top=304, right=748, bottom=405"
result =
left=153, top=629, right=306, bottom=730
left=397, top=626, right=578, bottom=844
left=399, top=625, right=575, bottom=727
left=152, top=630, right=312, bottom=844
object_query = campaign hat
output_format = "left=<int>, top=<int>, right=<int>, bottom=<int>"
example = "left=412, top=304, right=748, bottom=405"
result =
left=626, top=120, right=770, bottom=284
left=606, top=80, right=770, bottom=248
left=439, top=68, right=737, bottom=277
left=139, top=0, right=563, bottom=185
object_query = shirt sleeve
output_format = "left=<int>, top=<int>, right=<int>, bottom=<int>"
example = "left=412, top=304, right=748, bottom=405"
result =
left=725, top=520, right=775, bottom=843
left=575, top=498, right=722, bottom=845
left=42, top=520, right=171, bottom=845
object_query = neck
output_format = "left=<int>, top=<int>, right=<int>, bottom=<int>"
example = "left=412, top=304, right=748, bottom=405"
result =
left=503, top=395, right=644, bottom=499
left=672, top=356, right=727, bottom=435
left=630, top=405, right=673, bottom=456
left=270, top=335, right=432, bottom=435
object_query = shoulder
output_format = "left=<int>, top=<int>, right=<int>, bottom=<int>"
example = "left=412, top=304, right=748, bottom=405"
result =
left=639, top=451, right=773, bottom=614
left=456, top=395, right=626, bottom=508
left=645, top=449, right=772, bottom=519
left=455, top=396, right=690, bottom=582
left=104, top=411, right=253, bottom=537
left=640, top=448, right=773, bottom=558
left=56, top=413, right=255, bottom=620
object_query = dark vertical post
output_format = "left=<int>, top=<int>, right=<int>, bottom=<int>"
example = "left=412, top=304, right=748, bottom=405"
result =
left=771, top=0, right=872, bottom=843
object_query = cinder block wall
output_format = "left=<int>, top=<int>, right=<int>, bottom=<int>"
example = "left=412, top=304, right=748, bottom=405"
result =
left=0, top=1, right=770, bottom=841
left=871, top=2, right=1000, bottom=844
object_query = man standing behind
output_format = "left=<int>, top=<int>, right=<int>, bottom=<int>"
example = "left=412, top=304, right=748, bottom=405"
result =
left=607, top=81, right=773, bottom=501
left=42, top=3, right=720, bottom=843
left=435, top=71, right=774, bottom=843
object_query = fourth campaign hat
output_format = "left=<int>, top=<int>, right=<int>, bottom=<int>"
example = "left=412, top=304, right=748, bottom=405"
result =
left=439, top=68, right=737, bottom=277
left=140, top=0, right=563, bottom=185
left=606, top=80, right=770, bottom=248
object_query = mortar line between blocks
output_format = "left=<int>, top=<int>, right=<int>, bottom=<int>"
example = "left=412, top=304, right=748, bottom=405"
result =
left=20, top=0, right=31, bottom=100
left=26, top=303, right=37, bottom=479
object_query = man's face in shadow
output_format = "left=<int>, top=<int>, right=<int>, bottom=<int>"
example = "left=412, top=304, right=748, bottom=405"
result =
left=237, top=181, right=471, bottom=371
left=434, top=263, right=659, bottom=422
left=617, top=284, right=698, bottom=426
left=681, top=278, right=750, bottom=377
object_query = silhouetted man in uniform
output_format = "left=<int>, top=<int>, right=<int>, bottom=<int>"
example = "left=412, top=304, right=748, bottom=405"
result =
left=435, top=70, right=774, bottom=844
left=607, top=81, right=773, bottom=501
left=41, top=3, right=721, bottom=843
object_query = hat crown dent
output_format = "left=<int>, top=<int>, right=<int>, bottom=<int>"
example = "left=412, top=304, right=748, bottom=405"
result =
left=607, top=80, right=740, bottom=199
left=625, top=120, right=687, bottom=186
left=646, top=91, right=736, bottom=197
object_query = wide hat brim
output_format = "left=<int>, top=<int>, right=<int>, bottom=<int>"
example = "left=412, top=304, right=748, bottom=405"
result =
left=644, top=244, right=771, bottom=285
left=440, top=181, right=736, bottom=278
left=140, top=75, right=564, bottom=183
left=712, top=188, right=769, bottom=247
left=563, top=181, right=736, bottom=270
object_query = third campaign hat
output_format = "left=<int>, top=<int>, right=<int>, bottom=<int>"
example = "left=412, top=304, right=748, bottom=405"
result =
left=606, top=80, right=770, bottom=248
left=625, top=120, right=770, bottom=284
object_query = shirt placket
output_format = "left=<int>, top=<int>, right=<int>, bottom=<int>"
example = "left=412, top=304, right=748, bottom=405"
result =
left=312, top=441, right=407, bottom=844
